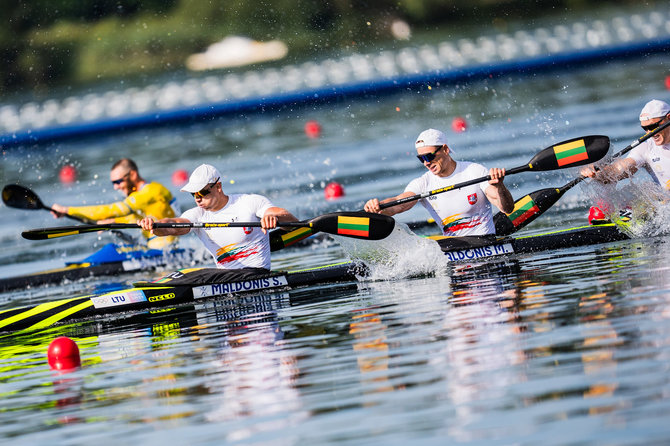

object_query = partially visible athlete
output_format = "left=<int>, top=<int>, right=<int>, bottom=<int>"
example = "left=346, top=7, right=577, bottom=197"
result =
left=52, top=158, right=178, bottom=248
left=581, top=99, right=670, bottom=189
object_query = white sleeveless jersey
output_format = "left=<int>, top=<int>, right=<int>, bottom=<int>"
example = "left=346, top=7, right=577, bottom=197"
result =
left=405, top=161, right=495, bottom=236
left=627, top=139, right=670, bottom=190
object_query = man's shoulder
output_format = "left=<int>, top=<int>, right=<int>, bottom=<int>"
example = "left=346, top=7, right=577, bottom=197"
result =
left=455, top=160, right=485, bottom=171
left=132, top=181, right=172, bottom=197
left=628, top=139, right=663, bottom=161
left=230, top=193, right=272, bottom=204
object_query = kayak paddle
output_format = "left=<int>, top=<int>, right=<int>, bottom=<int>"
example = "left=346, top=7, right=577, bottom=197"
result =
left=494, top=121, right=670, bottom=235
left=3, top=184, right=136, bottom=244
left=21, top=211, right=395, bottom=242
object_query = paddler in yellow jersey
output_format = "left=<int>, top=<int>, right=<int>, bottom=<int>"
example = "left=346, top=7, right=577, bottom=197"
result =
left=51, top=158, right=178, bottom=248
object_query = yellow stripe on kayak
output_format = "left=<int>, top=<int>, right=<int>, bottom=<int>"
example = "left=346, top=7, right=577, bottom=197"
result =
left=25, top=299, right=95, bottom=331
left=0, top=297, right=90, bottom=329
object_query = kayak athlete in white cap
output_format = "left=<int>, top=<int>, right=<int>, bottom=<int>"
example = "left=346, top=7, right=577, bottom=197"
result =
left=581, top=99, right=670, bottom=189
left=364, top=128, right=514, bottom=236
left=138, top=164, right=297, bottom=270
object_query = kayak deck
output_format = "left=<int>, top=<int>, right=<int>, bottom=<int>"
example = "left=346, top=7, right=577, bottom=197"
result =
left=435, top=223, right=628, bottom=262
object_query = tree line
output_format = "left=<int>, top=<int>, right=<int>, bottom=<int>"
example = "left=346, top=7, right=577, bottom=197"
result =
left=0, top=0, right=635, bottom=95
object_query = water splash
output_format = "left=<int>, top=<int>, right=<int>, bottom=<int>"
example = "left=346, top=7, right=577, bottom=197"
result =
left=334, top=223, right=449, bottom=281
left=581, top=178, right=670, bottom=237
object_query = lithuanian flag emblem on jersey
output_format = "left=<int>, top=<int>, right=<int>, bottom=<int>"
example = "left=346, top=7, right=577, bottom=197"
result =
left=553, top=139, right=588, bottom=166
left=506, top=195, right=540, bottom=227
left=337, top=216, right=370, bottom=237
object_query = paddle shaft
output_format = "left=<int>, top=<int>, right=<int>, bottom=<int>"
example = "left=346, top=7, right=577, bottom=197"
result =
left=155, top=221, right=310, bottom=229
left=379, top=165, right=528, bottom=210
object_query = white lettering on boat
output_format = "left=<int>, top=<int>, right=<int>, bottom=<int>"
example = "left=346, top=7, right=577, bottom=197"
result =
left=91, top=289, right=148, bottom=309
left=443, top=243, right=514, bottom=262
left=192, top=276, right=289, bottom=299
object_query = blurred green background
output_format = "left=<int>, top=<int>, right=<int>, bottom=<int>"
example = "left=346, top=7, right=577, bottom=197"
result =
left=1, top=0, right=642, bottom=95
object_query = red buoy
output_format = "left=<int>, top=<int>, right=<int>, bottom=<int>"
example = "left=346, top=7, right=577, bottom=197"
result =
left=324, top=182, right=345, bottom=200
left=665, top=75, right=670, bottom=90
left=172, top=169, right=189, bottom=187
left=47, top=337, right=81, bottom=371
left=59, top=165, right=77, bottom=184
left=451, top=117, right=467, bottom=133
left=304, top=120, right=322, bottom=139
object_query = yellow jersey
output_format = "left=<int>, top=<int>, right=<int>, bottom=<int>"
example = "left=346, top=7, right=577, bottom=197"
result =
left=67, top=182, right=178, bottom=248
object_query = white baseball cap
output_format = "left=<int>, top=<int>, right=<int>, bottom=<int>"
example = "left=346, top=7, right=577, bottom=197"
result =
left=639, top=99, right=670, bottom=121
left=181, top=164, right=221, bottom=193
left=415, top=128, right=450, bottom=150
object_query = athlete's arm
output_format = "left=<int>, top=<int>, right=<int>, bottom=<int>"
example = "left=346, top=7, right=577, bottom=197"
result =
left=364, top=191, right=417, bottom=216
left=51, top=201, right=131, bottom=220
left=580, top=158, right=637, bottom=183
left=484, top=168, right=514, bottom=214
left=260, top=207, right=299, bottom=233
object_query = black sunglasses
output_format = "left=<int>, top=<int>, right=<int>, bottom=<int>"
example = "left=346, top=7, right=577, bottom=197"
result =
left=416, top=146, right=443, bottom=164
left=111, top=172, right=130, bottom=185
left=641, top=117, right=667, bottom=132
left=191, top=177, right=220, bottom=199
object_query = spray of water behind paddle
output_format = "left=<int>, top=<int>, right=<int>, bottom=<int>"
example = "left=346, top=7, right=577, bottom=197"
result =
left=582, top=178, right=670, bottom=237
left=334, top=222, right=450, bottom=281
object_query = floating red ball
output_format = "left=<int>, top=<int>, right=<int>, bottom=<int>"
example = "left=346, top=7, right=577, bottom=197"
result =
left=304, top=120, right=322, bottom=139
left=47, top=337, right=81, bottom=371
left=172, top=169, right=189, bottom=187
left=324, top=182, right=345, bottom=200
left=665, top=75, right=670, bottom=90
left=59, top=165, right=77, bottom=184
left=451, top=117, right=467, bottom=132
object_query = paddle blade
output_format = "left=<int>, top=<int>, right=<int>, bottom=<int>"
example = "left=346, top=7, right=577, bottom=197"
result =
left=527, top=135, right=610, bottom=171
left=311, top=211, right=395, bottom=240
left=269, top=226, right=314, bottom=252
left=494, top=187, right=567, bottom=236
left=2, top=184, right=45, bottom=210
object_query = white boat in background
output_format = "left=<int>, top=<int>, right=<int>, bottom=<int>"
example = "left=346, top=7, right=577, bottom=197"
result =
left=186, top=36, right=289, bottom=71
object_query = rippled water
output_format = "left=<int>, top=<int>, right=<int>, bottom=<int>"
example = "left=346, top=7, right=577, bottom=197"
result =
left=1, top=49, right=670, bottom=444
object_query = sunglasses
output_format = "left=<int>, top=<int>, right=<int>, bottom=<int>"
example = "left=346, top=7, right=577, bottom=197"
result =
left=641, top=117, right=666, bottom=132
left=111, top=172, right=130, bottom=185
left=191, top=178, right=219, bottom=199
left=416, top=146, right=443, bottom=164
